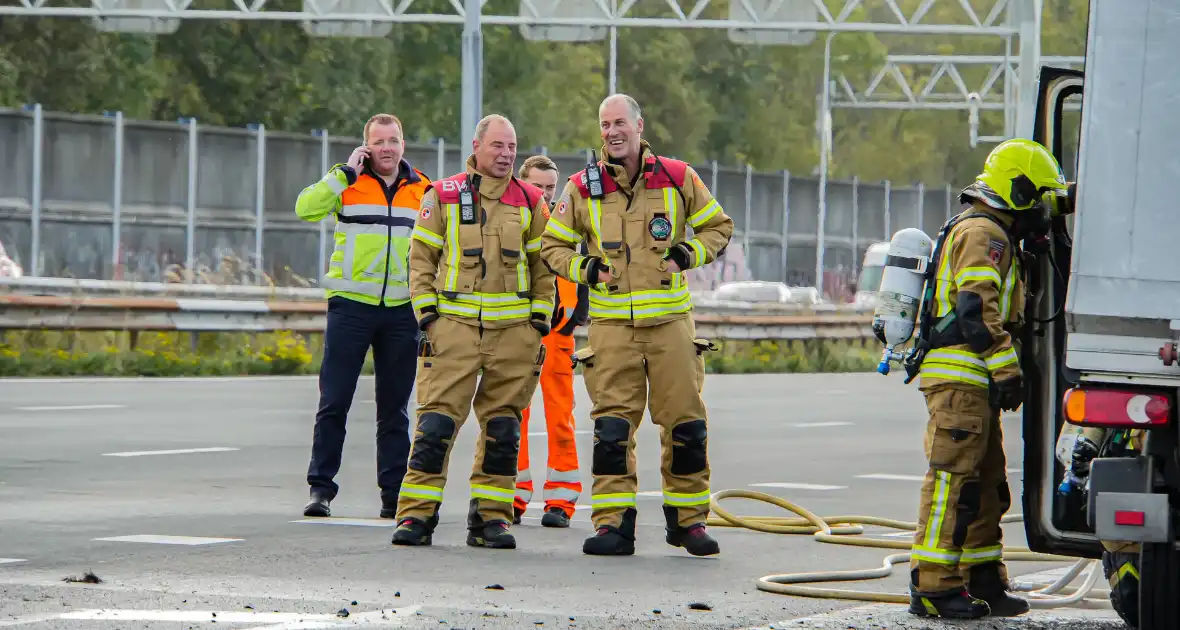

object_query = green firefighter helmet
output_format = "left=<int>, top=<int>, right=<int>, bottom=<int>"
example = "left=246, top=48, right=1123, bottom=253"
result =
left=974, top=138, right=1068, bottom=211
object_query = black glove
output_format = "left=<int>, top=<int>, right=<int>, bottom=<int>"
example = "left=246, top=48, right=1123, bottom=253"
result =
left=417, top=306, right=439, bottom=332
left=664, top=244, right=691, bottom=271
left=530, top=313, right=550, bottom=336
left=989, top=374, right=1024, bottom=411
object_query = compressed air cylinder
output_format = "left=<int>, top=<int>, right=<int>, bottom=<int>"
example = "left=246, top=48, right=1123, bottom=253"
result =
left=873, top=228, right=933, bottom=375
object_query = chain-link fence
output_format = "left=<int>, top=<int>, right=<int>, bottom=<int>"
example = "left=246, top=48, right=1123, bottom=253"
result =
left=0, top=107, right=963, bottom=301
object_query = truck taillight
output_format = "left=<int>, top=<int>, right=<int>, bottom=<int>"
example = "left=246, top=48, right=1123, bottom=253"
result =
left=1063, top=387, right=1171, bottom=428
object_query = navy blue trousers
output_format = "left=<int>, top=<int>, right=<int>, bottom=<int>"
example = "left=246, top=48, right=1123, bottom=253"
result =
left=306, top=296, right=419, bottom=501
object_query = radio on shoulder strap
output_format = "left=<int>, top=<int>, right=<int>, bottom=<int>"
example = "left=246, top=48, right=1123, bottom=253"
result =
left=585, top=149, right=604, bottom=199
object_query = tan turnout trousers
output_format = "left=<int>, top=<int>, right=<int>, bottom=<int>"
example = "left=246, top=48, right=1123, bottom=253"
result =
left=911, top=383, right=1011, bottom=593
left=395, top=316, right=545, bottom=525
left=577, top=315, right=712, bottom=530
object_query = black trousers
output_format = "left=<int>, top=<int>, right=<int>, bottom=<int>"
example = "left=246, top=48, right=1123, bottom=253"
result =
left=306, top=296, right=419, bottom=501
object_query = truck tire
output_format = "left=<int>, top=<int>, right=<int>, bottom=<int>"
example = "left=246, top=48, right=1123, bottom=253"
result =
left=1103, top=550, right=1140, bottom=629
left=1138, top=542, right=1180, bottom=630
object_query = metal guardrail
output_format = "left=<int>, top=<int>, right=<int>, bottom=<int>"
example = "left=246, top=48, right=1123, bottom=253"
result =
left=0, top=278, right=880, bottom=341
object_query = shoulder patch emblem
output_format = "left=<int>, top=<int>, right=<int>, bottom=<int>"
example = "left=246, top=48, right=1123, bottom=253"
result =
left=988, top=238, right=1006, bottom=264
left=540, top=200, right=551, bottom=219
left=419, top=194, right=435, bottom=219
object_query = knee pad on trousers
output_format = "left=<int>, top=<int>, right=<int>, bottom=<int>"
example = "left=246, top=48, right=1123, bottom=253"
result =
left=592, top=416, right=631, bottom=476
left=952, top=480, right=982, bottom=548
left=670, top=419, right=708, bottom=475
left=409, top=412, right=456, bottom=475
left=481, top=416, right=520, bottom=477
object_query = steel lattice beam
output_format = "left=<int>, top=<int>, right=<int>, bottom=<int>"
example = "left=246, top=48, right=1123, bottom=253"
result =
left=831, top=53, right=1085, bottom=110
left=0, top=0, right=1018, bottom=35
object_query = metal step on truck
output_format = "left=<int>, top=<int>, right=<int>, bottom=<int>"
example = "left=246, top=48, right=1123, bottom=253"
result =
left=1022, top=0, right=1180, bottom=628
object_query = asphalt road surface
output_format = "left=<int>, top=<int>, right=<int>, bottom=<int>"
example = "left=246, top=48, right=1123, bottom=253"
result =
left=0, top=372, right=1126, bottom=630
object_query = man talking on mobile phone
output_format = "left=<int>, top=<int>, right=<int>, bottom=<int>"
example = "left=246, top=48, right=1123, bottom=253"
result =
left=295, top=113, right=432, bottom=519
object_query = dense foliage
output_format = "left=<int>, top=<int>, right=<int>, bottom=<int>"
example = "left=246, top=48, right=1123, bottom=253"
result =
left=0, top=0, right=1088, bottom=186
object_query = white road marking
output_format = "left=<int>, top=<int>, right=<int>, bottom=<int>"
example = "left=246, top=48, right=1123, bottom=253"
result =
left=15, top=404, right=125, bottom=411
left=527, top=430, right=591, bottom=437
left=636, top=490, right=664, bottom=497
left=92, top=535, right=243, bottom=545
left=45, top=607, right=422, bottom=628
left=0, top=558, right=26, bottom=565
left=856, top=473, right=926, bottom=482
left=102, top=447, right=240, bottom=457
left=290, top=518, right=394, bottom=527
left=751, top=482, right=848, bottom=491
left=788, top=421, right=854, bottom=428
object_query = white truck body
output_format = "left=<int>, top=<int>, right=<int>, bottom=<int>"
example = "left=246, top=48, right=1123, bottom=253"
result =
left=1063, top=0, right=1180, bottom=384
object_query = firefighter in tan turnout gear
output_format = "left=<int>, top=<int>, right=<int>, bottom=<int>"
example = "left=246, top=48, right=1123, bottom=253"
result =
left=391, top=114, right=555, bottom=550
left=540, top=94, right=734, bottom=557
left=907, top=138, right=1070, bottom=618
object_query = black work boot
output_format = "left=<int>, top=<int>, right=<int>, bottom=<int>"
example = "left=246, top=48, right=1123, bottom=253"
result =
left=513, top=506, right=523, bottom=525
left=379, top=488, right=399, bottom=519
left=966, top=562, right=1030, bottom=617
left=663, top=506, right=720, bottom=556
left=390, top=509, right=439, bottom=546
left=303, top=490, right=331, bottom=517
left=466, top=500, right=516, bottom=549
left=583, top=508, right=637, bottom=556
left=908, top=570, right=990, bottom=619
left=541, top=507, right=570, bottom=528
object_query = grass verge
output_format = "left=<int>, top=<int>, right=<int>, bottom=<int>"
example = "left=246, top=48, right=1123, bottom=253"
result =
left=0, top=330, right=881, bottom=377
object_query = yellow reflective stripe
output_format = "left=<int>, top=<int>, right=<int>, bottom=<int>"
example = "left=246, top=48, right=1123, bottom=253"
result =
left=923, top=471, right=950, bottom=551
left=1116, top=561, right=1140, bottom=583
left=412, top=226, right=445, bottom=249
left=324, top=170, right=348, bottom=194
left=955, top=266, right=1002, bottom=288
left=588, top=199, right=605, bottom=251
left=925, top=348, right=986, bottom=371
left=545, top=219, right=582, bottom=243
left=912, top=545, right=962, bottom=565
left=935, top=231, right=957, bottom=317
left=515, top=207, right=530, bottom=293
left=444, top=203, right=460, bottom=291
left=663, top=489, right=710, bottom=506
left=918, top=366, right=991, bottom=387
left=688, top=199, right=721, bottom=228
left=471, top=484, right=514, bottom=504
left=590, top=492, right=636, bottom=509
left=1000, top=259, right=1017, bottom=320
left=663, top=186, right=678, bottom=242
left=587, top=286, right=692, bottom=319
left=568, top=256, right=587, bottom=284
left=438, top=292, right=532, bottom=320
left=401, top=483, right=443, bottom=502
left=519, top=205, right=531, bottom=233
left=412, top=293, right=438, bottom=309
left=685, top=238, right=706, bottom=267
left=985, top=347, right=1018, bottom=372
left=531, top=299, right=553, bottom=317
left=960, top=545, right=1003, bottom=564
left=525, top=237, right=543, bottom=253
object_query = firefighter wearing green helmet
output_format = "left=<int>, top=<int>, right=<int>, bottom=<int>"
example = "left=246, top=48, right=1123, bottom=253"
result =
left=906, top=138, right=1072, bottom=619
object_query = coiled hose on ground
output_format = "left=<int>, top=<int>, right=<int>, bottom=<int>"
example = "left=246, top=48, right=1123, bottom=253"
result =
left=707, top=488, right=1111, bottom=610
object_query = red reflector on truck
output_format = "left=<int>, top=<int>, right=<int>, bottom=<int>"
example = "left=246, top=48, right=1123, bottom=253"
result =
left=1063, top=388, right=1171, bottom=427
left=1115, top=510, right=1146, bottom=527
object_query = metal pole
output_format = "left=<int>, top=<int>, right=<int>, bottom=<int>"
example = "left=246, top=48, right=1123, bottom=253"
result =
left=319, top=129, right=329, bottom=279
left=254, top=123, right=266, bottom=284
left=461, top=0, right=483, bottom=146
left=30, top=103, right=43, bottom=277
left=851, top=175, right=859, bottom=276
left=710, top=159, right=718, bottom=191
left=743, top=163, right=753, bottom=274
left=1014, top=0, right=1041, bottom=139
left=186, top=117, right=198, bottom=282
left=945, top=183, right=953, bottom=220
left=917, top=181, right=925, bottom=231
left=436, top=137, right=446, bottom=179
left=112, top=111, right=124, bottom=278
left=608, top=0, right=617, bottom=93
left=816, top=31, right=835, bottom=296
left=781, top=169, right=790, bottom=283
left=883, top=180, right=892, bottom=239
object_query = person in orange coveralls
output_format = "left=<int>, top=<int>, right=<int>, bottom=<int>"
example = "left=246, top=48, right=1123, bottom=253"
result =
left=513, top=155, right=588, bottom=528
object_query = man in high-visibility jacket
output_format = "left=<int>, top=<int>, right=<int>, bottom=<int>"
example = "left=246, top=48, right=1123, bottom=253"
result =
left=512, top=155, right=588, bottom=529
left=908, top=138, right=1069, bottom=619
left=295, top=113, right=432, bottom=520
left=540, top=94, right=734, bottom=557
left=390, top=114, right=555, bottom=550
